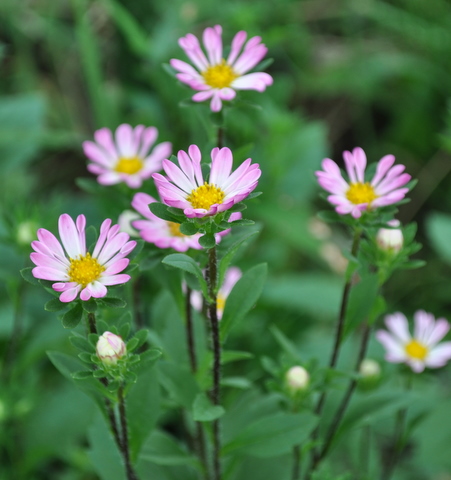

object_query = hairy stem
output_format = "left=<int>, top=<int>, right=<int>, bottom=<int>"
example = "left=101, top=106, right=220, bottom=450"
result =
left=309, top=228, right=362, bottom=463
left=309, top=323, right=371, bottom=476
left=206, top=246, right=221, bottom=480
left=118, top=384, right=140, bottom=480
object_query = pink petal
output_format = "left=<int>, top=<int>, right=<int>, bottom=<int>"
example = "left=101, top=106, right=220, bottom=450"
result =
left=115, top=124, right=136, bottom=158
left=385, top=312, right=411, bottom=343
left=227, top=31, right=247, bottom=65
left=58, top=214, right=84, bottom=259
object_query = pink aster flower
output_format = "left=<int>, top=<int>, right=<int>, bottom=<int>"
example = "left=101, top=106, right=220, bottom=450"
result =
left=191, top=266, right=242, bottom=319
left=152, top=145, right=260, bottom=218
left=376, top=311, right=451, bottom=373
left=131, top=192, right=241, bottom=252
left=30, top=214, right=136, bottom=303
left=315, top=147, right=411, bottom=218
left=83, top=124, right=172, bottom=189
left=170, top=25, right=273, bottom=112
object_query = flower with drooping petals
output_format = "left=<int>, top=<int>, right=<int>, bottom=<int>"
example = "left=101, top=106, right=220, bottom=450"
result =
left=131, top=192, right=241, bottom=252
left=191, top=266, right=241, bottom=319
left=170, top=25, right=273, bottom=112
left=83, top=124, right=171, bottom=188
left=30, top=214, right=136, bottom=302
left=376, top=311, right=451, bottom=373
left=96, top=331, right=127, bottom=366
left=315, top=147, right=411, bottom=218
left=153, top=145, right=260, bottom=218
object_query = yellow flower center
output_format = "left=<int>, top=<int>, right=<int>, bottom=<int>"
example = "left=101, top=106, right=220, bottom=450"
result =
left=167, top=222, right=185, bottom=237
left=217, top=294, right=226, bottom=314
left=405, top=339, right=428, bottom=360
left=68, top=253, right=105, bottom=288
left=346, top=182, right=378, bottom=205
left=186, top=182, right=225, bottom=210
left=115, top=156, right=144, bottom=175
left=202, top=61, right=237, bottom=89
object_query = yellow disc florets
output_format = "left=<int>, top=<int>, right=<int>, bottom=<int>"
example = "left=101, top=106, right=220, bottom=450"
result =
left=115, top=156, right=144, bottom=175
left=405, top=340, right=428, bottom=360
left=167, top=222, right=185, bottom=237
left=346, top=182, right=378, bottom=205
left=202, top=61, right=237, bottom=89
left=186, top=182, right=225, bottom=210
left=68, top=253, right=105, bottom=287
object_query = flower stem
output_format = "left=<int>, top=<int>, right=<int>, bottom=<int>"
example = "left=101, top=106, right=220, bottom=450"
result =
left=118, top=384, right=140, bottom=480
left=217, top=126, right=224, bottom=149
left=291, top=445, right=301, bottom=480
left=381, top=375, right=412, bottom=480
left=206, top=245, right=221, bottom=480
left=85, top=312, right=123, bottom=465
left=308, top=323, right=371, bottom=478
left=309, top=228, right=362, bottom=467
left=185, top=286, right=210, bottom=479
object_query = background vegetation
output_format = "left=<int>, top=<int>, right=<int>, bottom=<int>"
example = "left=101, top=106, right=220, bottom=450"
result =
left=2, top=0, right=451, bottom=479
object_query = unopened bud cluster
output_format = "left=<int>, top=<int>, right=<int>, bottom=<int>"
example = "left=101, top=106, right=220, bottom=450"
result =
left=285, top=366, right=310, bottom=392
left=96, top=331, right=127, bottom=366
left=376, top=220, right=403, bottom=254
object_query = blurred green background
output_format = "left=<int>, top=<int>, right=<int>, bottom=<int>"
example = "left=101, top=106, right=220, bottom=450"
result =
left=2, top=0, right=451, bottom=479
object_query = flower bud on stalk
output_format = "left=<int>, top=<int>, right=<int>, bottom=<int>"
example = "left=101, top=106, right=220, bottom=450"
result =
left=285, top=366, right=310, bottom=393
left=376, top=220, right=403, bottom=253
left=96, top=332, right=127, bottom=366
left=359, top=358, right=381, bottom=378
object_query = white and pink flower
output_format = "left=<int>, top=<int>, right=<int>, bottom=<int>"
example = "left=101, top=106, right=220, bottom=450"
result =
left=376, top=311, right=451, bottom=373
left=30, top=214, right=136, bottom=302
left=170, top=25, right=273, bottom=112
left=83, top=124, right=171, bottom=189
left=131, top=192, right=241, bottom=252
left=315, top=147, right=411, bottom=218
left=191, top=266, right=242, bottom=319
left=152, top=145, right=260, bottom=219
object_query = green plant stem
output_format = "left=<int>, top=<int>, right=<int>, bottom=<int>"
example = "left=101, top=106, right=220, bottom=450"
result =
left=206, top=245, right=221, bottom=480
left=185, top=286, right=210, bottom=479
left=217, top=126, right=224, bottom=149
left=308, top=323, right=371, bottom=477
left=292, top=444, right=301, bottom=480
left=118, top=384, right=140, bottom=480
left=309, top=228, right=362, bottom=468
left=86, top=312, right=122, bottom=460
left=381, top=376, right=412, bottom=480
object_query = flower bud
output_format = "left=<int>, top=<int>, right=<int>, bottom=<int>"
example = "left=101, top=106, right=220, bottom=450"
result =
left=359, top=358, right=381, bottom=378
left=96, top=331, right=127, bottom=366
left=376, top=220, right=403, bottom=253
left=285, top=366, right=310, bottom=392
left=17, top=220, right=38, bottom=246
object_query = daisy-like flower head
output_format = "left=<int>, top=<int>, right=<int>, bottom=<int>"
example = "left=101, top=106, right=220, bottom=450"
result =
left=30, top=214, right=136, bottom=303
left=170, top=25, right=273, bottom=112
left=376, top=311, right=451, bottom=373
left=315, top=147, right=411, bottom=218
left=152, top=145, right=261, bottom=219
left=131, top=192, right=241, bottom=252
left=83, top=124, right=172, bottom=189
left=191, top=266, right=242, bottom=319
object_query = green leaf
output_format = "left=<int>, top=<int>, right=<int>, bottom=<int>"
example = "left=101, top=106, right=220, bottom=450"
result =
left=179, top=222, right=199, bottom=235
left=426, top=212, right=451, bottom=264
left=93, top=370, right=107, bottom=378
left=62, top=302, right=83, bottom=329
left=20, top=267, right=40, bottom=286
left=149, top=202, right=181, bottom=222
left=162, top=254, right=208, bottom=299
left=221, top=263, right=267, bottom=340
left=198, top=233, right=216, bottom=249
left=343, top=274, right=379, bottom=338
left=247, top=191, right=262, bottom=200
left=127, top=239, right=144, bottom=261
left=192, top=393, right=225, bottom=422
left=222, top=412, right=318, bottom=457
left=139, top=348, right=162, bottom=366
left=70, top=334, right=95, bottom=353
left=139, top=430, right=200, bottom=467
left=45, top=297, right=66, bottom=312
left=127, top=338, right=139, bottom=352
left=221, top=350, right=253, bottom=365
left=269, top=325, right=302, bottom=362
left=99, top=297, right=126, bottom=308
left=128, top=368, right=160, bottom=460
left=82, top=298, right=98, bottom=313
left=218, top=231, right=259, bottom=288
left=72, top=370, right=93, bottom=380
left=229, top=219, right=255, bottom=226
left=157, top=361, right=199, bottom=409
left=133, top=329, right=149, bottom=350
